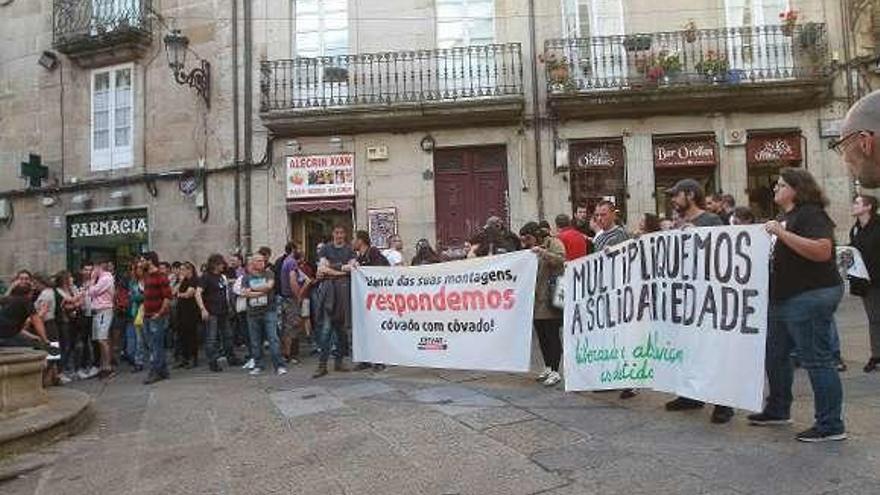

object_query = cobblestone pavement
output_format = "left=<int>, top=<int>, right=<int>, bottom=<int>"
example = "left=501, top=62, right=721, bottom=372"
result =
left=3, top=296, right=880, bottom=494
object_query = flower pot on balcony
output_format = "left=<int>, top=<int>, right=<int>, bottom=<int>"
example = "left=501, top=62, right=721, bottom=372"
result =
left=549, top=65, right=570, bottom=84
left=726, top=69, right=745, bottom=84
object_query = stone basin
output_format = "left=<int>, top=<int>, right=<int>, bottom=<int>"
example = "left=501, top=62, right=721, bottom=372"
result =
left=0, top=348, right=48, bottom=415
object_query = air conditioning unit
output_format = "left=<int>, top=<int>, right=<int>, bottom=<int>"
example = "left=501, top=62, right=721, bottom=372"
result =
left=366, top=145, right=389, bottom=161
left=724, top=129, right=747, bottom=147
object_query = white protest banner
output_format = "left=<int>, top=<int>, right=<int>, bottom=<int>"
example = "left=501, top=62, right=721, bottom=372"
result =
left=562, top=225, right=771, bottom=411
left=352, top=251, right=538, bottom=372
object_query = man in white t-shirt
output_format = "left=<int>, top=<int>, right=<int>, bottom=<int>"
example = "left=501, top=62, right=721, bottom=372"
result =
left=381, top=235, right=404, bottom=266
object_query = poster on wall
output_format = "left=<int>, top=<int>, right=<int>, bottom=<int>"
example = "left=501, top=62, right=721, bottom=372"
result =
left=562, top=225, right=771, bottom=411
left=368, top=207, right=398, bottom=249
left=286, top=153, right=355, bottom=199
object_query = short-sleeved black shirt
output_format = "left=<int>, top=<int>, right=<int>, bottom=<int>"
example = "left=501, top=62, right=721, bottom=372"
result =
left=771, top=203, right=841, bottom=301
left=198, top=272, right=229, bottom=316
left=0, top=296, right=35, bottom=338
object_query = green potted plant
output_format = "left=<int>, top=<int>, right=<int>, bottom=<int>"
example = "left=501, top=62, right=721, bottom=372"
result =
left=623, top=35, right=652, bottom=52
left=656, top=50, right=682, bottom=85
left=695, top=50, right=729, bottom=82
left=779, top=9, right=798, bottom=37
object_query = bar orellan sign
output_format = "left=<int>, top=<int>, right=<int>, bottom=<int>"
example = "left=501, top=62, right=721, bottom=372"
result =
left=68, top=209, right=149, bottom=240
left=653, top=136, right=718, bottom=168
left=286, top=153, right=355, bottom=199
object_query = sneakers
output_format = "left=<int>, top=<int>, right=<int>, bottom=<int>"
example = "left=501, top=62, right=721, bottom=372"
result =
left=710, top=406, right=735, bottom=424
left=542, top=371, right=562, bottom=386
left=58, top=373, right=73, bottom=385
left=796, top=427, right=847, bottom=443
left=864, top=358, right=879, bottom=373
left=276, top=367, right=288, bottom=376
left=242, top=358, right=256, bottom=370
left=372, top=364, right=386, bottom=372
left=249, top=368, right=263, bottom=376
left=536, top=367, right=552, bottom=382
left=747, top=412, right=793, bottom=426
left=665, top=397, right=705, bottom=411
left=355, top=362, right=372, bottom=371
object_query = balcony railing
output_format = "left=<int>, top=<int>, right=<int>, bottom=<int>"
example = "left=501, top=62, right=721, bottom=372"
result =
left=543, top=23, right=828, bottom=93
left=260, top=43, right=524, bottom=112
left=53, top=0, right=152, bottom=54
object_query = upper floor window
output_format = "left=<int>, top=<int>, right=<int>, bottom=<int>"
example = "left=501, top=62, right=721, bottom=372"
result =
left=725, top=0, right=789, bottom=27
left=295, top=0, right=348, bottom=57
left=91, top=64, right=133, bottom=171
left=561, top=0, right=624, bottom=37
left=436, top=0, right=494, bottom=48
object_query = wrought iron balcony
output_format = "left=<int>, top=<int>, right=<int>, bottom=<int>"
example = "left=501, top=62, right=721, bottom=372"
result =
left=53, top=0, right=152, bottom=67
left=544, top=23, right=832, bottom=119
left=260, top=43, right=524, bottom=135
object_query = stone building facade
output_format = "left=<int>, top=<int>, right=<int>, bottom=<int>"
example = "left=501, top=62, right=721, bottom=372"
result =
left=0, top=0, right=867, bottom=278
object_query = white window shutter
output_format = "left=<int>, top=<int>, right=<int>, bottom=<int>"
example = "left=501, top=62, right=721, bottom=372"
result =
left=91, top=70, right=111, bottom=171
left=112, top=67, right=133, bottom=169
left=91, top=64, right=134, bottom=172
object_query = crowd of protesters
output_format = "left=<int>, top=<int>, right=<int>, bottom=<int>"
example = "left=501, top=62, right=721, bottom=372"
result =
left=1, top=163, right=878, bottom=442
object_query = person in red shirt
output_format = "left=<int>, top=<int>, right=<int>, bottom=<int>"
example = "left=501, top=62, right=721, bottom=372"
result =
left=140, top=251, right=173, bottom=385
left=555, top=214, right=589, bottom=261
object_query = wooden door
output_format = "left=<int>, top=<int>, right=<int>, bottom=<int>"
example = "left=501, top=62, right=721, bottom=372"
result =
left=434, top=145, right=508, bottom=250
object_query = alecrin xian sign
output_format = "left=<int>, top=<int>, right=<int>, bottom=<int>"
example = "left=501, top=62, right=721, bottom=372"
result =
left=69, top=211, right=148, bottom=239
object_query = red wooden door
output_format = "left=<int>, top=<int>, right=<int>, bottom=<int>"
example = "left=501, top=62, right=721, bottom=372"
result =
left=434, top=145, right=508, bottom=250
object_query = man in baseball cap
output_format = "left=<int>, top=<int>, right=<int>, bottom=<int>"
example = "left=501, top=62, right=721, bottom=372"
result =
left=836, top=91, right=880, bottom=188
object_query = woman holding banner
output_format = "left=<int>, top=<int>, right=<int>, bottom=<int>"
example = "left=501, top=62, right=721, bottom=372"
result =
left=752, top=168, right=846, bottom=442
left=519, top=222, right=566, bottom=387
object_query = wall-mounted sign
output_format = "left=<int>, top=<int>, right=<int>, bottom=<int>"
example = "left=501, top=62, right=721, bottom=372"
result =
left=68, top=209, right=149, bottom=240
left=746, top=133, right=803, bottom=166
left=367, top=207, right=398, bottom=249
left=653, top=136, right=718, bottom=168
left=286, top=153, right=355, bottom=199
left=570, top=141, right=624, bottom=169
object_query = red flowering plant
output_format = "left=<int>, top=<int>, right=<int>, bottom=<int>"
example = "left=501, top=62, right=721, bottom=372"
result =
left=779, top=9, right=799, bottom=36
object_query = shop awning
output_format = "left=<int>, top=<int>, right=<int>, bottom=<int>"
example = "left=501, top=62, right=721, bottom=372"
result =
left=286, top=198, right=353, bottom=213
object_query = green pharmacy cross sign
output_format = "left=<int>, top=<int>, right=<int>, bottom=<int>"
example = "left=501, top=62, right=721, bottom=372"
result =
left=20, top=154, right=48, bottom=188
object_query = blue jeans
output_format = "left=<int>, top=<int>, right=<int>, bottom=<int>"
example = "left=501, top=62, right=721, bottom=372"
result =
left=316, top=319, right=348, bottom=363
left=143, top=316, right=169, bottom=377
left=765, top=285, right=845, bottom=434
left=124, top=321, right=146, bottom=366
left=204, top=314, right=233, bottom=364
left=247, top=310, right=284, bottom=371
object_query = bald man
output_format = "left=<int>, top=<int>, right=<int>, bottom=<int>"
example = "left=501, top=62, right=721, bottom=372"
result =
left=838, top=91, right=880, bottom=188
